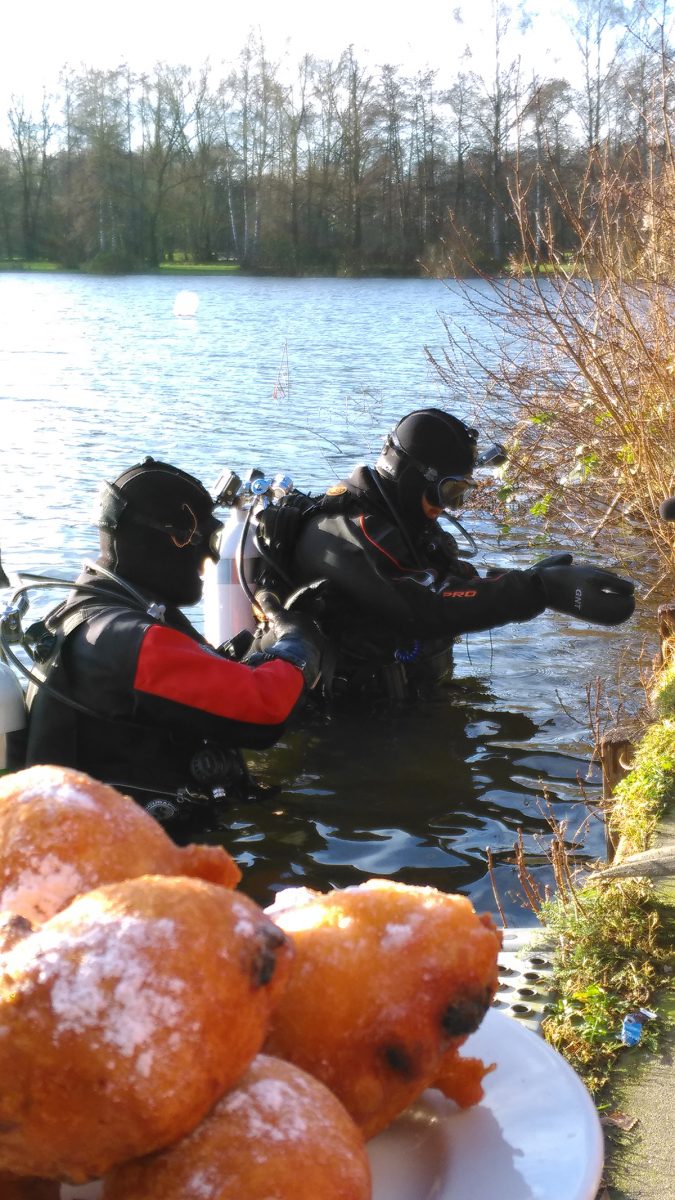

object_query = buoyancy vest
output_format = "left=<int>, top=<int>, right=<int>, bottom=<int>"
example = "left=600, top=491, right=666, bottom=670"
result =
left=255, top=467, right=464, bottom=590
left=252, top=464, right=547, bottom=699
left=254, top=470, right=463, bottom=697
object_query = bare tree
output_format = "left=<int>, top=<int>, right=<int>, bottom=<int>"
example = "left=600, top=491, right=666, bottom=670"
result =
left=8, top=94, right=55, bottom=260
left=429, top=20, right=675, bottom=577
left=467, top=0, right=524, bottom=264
left=338, top=47, right=376, bottom=272
left=570, top=0, right=628, bottom=151
left=139, top=65, right=195, bottom=266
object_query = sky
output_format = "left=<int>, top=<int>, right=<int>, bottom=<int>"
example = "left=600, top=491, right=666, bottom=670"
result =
left=2, top=0, right=582, bottom=115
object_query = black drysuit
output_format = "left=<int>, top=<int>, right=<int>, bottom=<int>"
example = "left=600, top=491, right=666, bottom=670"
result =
left=14, top=569, right=305, bottom=806
left=256, top=466, right=547, bottom=697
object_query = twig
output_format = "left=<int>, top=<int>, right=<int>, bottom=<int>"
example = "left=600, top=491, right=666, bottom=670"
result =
left=514, top=829, right=546, bottom=914
left=589, top=491, right=624, bottom=541
left=486, top=847, right=508, bottom=928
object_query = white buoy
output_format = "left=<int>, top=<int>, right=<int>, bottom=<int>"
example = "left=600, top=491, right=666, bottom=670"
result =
left=172, top=290, right=199, bottom=318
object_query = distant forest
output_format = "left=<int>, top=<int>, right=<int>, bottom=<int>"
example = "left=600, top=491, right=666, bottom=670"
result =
left=0, top=1, right=672, bottom=274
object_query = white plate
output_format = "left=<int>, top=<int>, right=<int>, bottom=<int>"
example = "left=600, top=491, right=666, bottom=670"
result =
left=61, top=1009, right=603, bottom=1200
left=368, top=1008, right=604, bottom=1200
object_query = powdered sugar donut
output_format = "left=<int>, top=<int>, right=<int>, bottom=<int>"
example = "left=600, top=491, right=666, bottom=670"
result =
left=265, top=879, right=500, bottom=1139
left=0, top=876, right=292, bottom=1182
left=0, top=765, right=240, bottom=923
left=102, top=1054, right=371, bottom=1200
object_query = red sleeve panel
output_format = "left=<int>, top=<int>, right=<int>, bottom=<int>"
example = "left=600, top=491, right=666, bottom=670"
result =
left=134, top=624, right=304, bottom=725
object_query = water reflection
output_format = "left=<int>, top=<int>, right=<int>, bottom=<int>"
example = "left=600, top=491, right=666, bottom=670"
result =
left=191, top=673, right=604, bottom=922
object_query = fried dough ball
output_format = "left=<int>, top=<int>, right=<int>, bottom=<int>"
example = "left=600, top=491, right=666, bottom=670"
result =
left=0, top=875, right=293, bottom=1183
left=0, top=765, right=240, bottom=923
left=264, top=879, right=501, bottom=1139
left=102, top=1054, right=371, bottom=1200
left=0, top=1174, right=59, bottom=1199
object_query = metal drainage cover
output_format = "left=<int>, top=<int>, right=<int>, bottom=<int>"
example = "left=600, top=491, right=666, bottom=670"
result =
left=492, top=926, right=557, bottom=1036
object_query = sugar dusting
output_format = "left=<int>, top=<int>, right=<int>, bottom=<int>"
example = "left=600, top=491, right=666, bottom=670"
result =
left=224, top=1077, right=310, bottom=1145
left=381, top=913, right=423, bottom=949
left=264, top=887, right=318, bottom=916
left=8, top=910, right=183, bottom=1077
left=234, top=915, right=257, bottom=938
left=184, top=1168, right=220, bottom=1198
left=15, top=775, right=100, bottom=812
left=0, top=854, right=85, bottom=923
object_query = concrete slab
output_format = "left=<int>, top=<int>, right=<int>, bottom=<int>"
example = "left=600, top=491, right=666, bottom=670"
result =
left=599, top=810, right=675, bottom=1200
left=600, top=986, right=675, bottom=1199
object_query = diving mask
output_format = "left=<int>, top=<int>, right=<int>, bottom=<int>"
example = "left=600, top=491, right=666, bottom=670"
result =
left=432, top=475, right=477, bottom=509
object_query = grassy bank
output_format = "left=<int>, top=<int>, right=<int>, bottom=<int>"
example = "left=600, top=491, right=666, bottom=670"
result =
left=0, top=260, right=64, bottom=272
left=158, top=263, right=240, bottom=275
left=0, top=259, right=242, bottom=276
left=537, top=658, right=675, bottom=1095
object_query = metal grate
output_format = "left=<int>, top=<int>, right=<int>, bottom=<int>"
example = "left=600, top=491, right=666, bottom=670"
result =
left=492, top=926, right=557, bottom=1035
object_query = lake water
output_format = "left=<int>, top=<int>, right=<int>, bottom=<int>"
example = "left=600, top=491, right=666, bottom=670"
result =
left=0, top=272, right=648, bottom=923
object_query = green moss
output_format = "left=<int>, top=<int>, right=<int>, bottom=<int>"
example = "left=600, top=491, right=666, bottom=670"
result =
left=608, top=721, right=675, bottom=853
left=653, top=660, right=675, bottom=720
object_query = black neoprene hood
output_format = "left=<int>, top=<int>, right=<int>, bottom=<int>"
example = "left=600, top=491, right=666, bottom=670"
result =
left=99, top=458, right=216, bottom=539
left=97, top=458, right=221, bottom=606
left=375, top=408, right=478, bottom=501
left=389, top=409, right=478, bottom=480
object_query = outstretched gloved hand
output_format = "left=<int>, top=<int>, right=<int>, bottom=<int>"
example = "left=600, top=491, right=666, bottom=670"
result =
left=532, top=559, right=635, bottom=626
left=533, top=552, right=574, bottom=570
left=245, top=590, right=326, bottom=688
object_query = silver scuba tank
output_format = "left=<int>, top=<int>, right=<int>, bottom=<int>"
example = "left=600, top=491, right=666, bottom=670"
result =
left=0, top=571, right=25, bottom=768
left=203, top=468, right=294, bottom=649
left=0, top=661, right=26, bottom=772
left=203, top=508, right=259, bottom=646
left=1, top=564, right=27, bottom=771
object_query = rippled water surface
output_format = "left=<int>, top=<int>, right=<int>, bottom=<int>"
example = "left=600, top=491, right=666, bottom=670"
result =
left=0, top=272, right=646, bottom=922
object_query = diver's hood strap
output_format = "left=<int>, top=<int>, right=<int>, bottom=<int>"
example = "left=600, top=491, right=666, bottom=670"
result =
left=99, top=481, right=212, bottom=545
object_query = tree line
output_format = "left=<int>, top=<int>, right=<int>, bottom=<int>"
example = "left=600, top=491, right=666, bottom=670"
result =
left=0, top=0, right=672, bottom=275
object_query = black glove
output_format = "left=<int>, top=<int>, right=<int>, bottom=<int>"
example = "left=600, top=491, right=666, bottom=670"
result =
left=284, top=578, right=330, bottom=616
left=245, top=591, right=325, bottom=688
left=486, top=552, right=573, bottom=580
left=533, top=562, right=635, bottom=626
left=534, top=552, right=574, bottom=569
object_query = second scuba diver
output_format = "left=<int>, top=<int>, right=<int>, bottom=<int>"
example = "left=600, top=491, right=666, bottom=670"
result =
left=252, top=408, right=636, bottom=700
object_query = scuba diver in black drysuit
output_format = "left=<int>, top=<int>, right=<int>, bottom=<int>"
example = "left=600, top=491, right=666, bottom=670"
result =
left=252, top=408, right=636, bottom=700
left=7, top=459, right=324, bottom=821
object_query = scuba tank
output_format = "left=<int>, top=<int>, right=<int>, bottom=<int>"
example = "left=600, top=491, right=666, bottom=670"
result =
left=203, top=467, right=295, bottom=649
left=0, top=584, right=27, bottom=772
left=0, top=661, right=25, bottom=771
left=203, top=470, right=259, bottom=647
